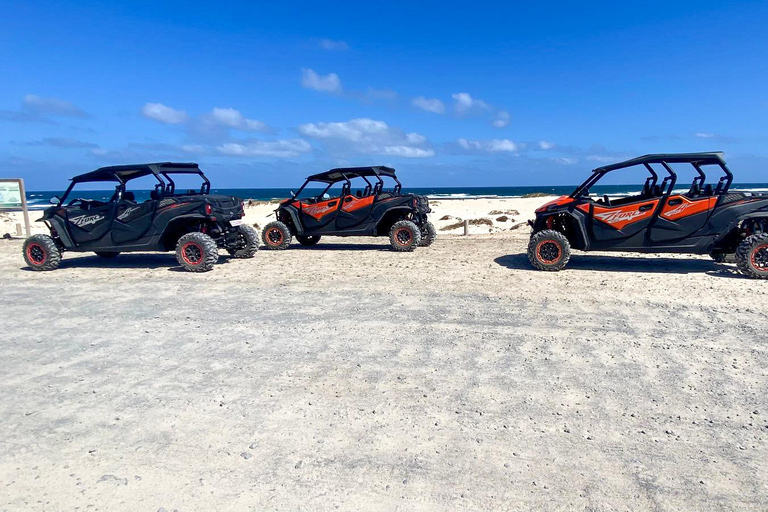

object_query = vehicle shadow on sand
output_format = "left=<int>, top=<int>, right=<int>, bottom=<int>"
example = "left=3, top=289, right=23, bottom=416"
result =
left=494, top=253, right=744, bottom=278
left=275, top=243, right=390, bottom=252
left=20, top=253, right=239, bottom=272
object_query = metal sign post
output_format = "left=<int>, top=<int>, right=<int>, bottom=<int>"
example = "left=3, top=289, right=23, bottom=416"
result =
left=0, top=179, right=31, bottom=237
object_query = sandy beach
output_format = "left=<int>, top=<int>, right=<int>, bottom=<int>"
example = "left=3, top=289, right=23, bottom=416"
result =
left=1, top=197, right=767, bottom=510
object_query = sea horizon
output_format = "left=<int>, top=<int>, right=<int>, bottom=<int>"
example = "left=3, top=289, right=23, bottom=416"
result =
left=21, top=183, right=768, bottom=209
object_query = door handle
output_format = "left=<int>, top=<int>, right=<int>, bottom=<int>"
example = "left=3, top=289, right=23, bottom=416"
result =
left=638, top=204, right=654, bottom=212
left=667, top=199, right=682, bottom=206
left=344, top=197, right=353, bottom=203
left=328, top=201, right=338, bottom=207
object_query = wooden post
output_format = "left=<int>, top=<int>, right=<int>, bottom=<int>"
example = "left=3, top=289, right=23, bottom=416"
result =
left=16, top=223, right=22, bottom=236
left=463, top=219, right=469, bottom=236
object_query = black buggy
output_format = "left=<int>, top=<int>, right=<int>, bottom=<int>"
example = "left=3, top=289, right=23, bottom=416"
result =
left=23, top=162, right=258, bottom=272
left=527, top=152, right=768, bottom=278
left=261, top=166, right=435, bottom=251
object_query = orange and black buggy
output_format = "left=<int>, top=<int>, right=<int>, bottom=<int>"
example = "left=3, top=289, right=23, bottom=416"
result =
left=261, top=166, right=435, bottom=252
left=527, top=152, right=768, bottom=278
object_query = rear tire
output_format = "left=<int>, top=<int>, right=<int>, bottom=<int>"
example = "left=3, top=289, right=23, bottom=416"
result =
left=95, top=251, right=119, bottom=258
left=261, top=221, right=291, bottom=250
left=528, top=230, right=571, bottom=271
left=23, top=234, right=61, bottom=271
left=735, top=232, right=768, bottom=279
left=419, top=221, right=436, bottom=247
left=297, top=235, right=321, bottom=246
left=389, top=220, right=421, bottom=252
left=227, top=225, right=259, bottom=258
left=176, top=232, right=218, bottom=272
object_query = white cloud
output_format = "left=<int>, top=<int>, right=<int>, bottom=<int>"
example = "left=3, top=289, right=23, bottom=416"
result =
left=538, top=140, right=555, bottom=150
left=217, top=139, right=312, bottom=158
left=452, top=92, right=490, bottom=113
left=23, top=94, right=89, bottom=118
left=694, top=132, right=716, bottom=138
left=456, top=138, right=518, bottom=153
left=209, top=107, right=267, bottom=131
left=586, top=155, right=618, bottom=163
left=301, top=68, right=342, bottom=93
left=411, top=96, right=445, bottom=114
left=492, top=110, right=510, bottom=128
left=142, top=103, right=188, bottom=124
left=298, top=118, right=434, bottom=158
left=317, top=38, right=349, bottom=51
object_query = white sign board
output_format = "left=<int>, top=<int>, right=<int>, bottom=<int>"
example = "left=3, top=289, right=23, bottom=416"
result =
left=0, top=179, right=31, bottom=237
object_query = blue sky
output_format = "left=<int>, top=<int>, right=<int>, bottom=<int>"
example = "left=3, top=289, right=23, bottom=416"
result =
left=1, top=0, right=767, bottom=189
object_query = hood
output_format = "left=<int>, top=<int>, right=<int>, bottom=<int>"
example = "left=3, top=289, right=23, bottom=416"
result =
left=535, top=196, right=575, bottom=213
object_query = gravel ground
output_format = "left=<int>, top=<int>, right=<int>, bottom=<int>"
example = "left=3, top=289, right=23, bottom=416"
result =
left=1, top=233, right=767, bottom=511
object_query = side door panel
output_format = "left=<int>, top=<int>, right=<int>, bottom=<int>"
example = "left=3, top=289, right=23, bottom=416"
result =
left=65, top=203, right=115, bottom=246
left=335, top=195, right=375, bottom=229
left=111, top=200, right=157, bottom=243
left=577, top=199, right=659, bottom=247
left=298, top=197, right=340, bottom=231
left=648, top=195, right=717, bottom=244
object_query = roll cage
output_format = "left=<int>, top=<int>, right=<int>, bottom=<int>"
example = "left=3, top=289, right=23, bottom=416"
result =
left=292, top=166, right=402, bottom=200
left=57, top=162, right=211, bottom=205
left=570, top=152, right=734, bottom=200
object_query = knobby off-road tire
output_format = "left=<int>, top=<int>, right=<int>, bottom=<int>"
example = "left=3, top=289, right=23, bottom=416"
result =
left=23, top=234, right=61, bottom=271
left=261, top=221, right=291, bottom=250
left=389, top=220, right=421, bottom=252
left=175, top=232, right=219, bottom=272
left=419, top=221, right=436, bottom=247
left=528, top=230, right=571, bottom=271
left=227, top=225, right=259, bottom=258
left=95, top=252, right=119, bottom=258
left=297, top=235, right=321, bottom=246
left=735, top=232, right=768, bottom=279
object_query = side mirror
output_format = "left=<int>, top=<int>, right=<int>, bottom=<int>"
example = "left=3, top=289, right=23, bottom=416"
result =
left=49, top=196, right=60, bottom=205
left=321, top=193, right=330, bottom=200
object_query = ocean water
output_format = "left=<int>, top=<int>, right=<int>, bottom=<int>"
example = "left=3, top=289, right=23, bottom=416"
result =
left=22, top=184, right=768, bottom=210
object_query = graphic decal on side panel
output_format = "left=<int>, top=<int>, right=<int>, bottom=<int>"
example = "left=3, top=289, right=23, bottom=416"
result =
left=69, top=213, right=106, bottom=227
left=576, top=199, right=659, bottom=230
left=301, top=200, right=339, bottom=220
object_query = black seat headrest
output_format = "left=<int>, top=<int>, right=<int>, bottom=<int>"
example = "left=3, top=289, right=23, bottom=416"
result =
left=150, top=189, right=160, bottom=201
left=123, top=191, right=136, bottom=202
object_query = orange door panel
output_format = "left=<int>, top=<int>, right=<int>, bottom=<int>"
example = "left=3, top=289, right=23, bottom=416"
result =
left=659, top=196, right=717, bottom=221
left=341, top=195, right=374, bottom=213
left=299, top=198, right=340, bottom=220
left=576, top=199, right=659, bottom=230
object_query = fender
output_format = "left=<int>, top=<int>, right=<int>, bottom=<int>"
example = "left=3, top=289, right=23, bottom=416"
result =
left=278, top=206, right=304, bottom=235
left=373, top=206, right=413, bottom=231
left=567, top=209, right=591, bottom=251
left=48, top=216, right=75, bottom=249
left=714, top=210, right=768, bottom=243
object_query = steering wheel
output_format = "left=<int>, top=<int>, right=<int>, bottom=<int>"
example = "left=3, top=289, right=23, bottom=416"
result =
left=603, top=195, right=611, bottom=206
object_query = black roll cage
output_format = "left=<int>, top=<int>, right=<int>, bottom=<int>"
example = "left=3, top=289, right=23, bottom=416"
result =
left=570, top=152, right=734, bottom=199
left=292, top=167, right=402, bottom=200
left=56, top=163, right=211, bottom=206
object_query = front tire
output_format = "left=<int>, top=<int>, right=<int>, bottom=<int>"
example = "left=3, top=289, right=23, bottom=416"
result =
left=227, top=225, right=259, bottom=258
left=389, top=220, right=421, bottom=252
left=23, top=234, right=61, bottom=271
left=297, top=235, right=321, bottom=246
left=736, top=232, right=768, bottom=279
left=176, top=232, right=218, bottom=272
left=95, top=252, right=119, bottom=258
left=528, top=230, right=571, bottom=271
left=419, top=221, right=436, bottom=247
left=262, top=221, right=292, bottom=250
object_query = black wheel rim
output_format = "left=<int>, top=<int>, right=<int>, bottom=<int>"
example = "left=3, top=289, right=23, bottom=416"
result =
left=396, top=228, right=412, bottom=245
left=751, top=245, right=768, bottom=270
left=182, top=243, right=202, bottom=264
left=268, top=228, right=283, bottom=244
left=537, top=241, right=561, bottom=263
left=28, top=244, right=45, bottom=264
